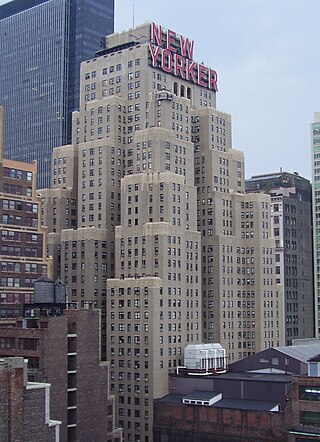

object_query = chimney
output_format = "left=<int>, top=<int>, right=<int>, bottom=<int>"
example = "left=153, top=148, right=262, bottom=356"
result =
left=0, top=105, right=4, bottom=161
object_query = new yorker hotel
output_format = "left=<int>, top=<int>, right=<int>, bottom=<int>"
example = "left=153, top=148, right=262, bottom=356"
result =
left=46, top=22, right=283, bottom=442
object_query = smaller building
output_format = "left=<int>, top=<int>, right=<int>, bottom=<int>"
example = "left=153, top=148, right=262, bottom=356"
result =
left=154, top=343, right=320, bottom=441
left=0, top=357, right=61, bottom=442
left=154, top=371, right=290, bottom=442
left=246, top=171, right=314, bottom=345
left=0, top=276, right=122, bottom=442
left=289, top=362, right=320, bottom=441
left=0, top=106, right=52, bottom=319
left=229, top=343, right=320, bottom=375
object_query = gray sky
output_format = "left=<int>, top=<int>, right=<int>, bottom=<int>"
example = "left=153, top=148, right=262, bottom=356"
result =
left=1, top=0, right=319, bottom=179
left=115, top=0, right=320, bottom=180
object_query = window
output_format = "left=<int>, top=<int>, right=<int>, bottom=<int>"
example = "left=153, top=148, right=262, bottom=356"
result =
left=300, top=411, right=320, bottom=427
left=299, top=386, right=320, bottom=401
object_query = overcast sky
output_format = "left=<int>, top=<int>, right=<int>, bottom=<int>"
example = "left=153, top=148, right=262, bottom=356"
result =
left=1, top=0, right=319, bottom=180
left=115, top=0, right=320, bottom=180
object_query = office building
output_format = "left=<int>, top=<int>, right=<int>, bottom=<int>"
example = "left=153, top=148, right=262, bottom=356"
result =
left=0, top=277, right=122, bottom=442
left=246, top=171, right=314, bottom=345
left=312, top=112, right=320, bottom=338
left=0, top=106, right=52, bottom=319
left=0, top=357, right=61, bottom=442
left=42, top=22, right=284, bottom=440
left=0, top=0, right=114, bottom=188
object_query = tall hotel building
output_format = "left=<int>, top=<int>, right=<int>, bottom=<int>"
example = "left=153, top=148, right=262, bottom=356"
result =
left=42, top=23, right=284, bottom=441
left=312, top=112, right=320, bottom=337
left=0, top=0, right=114, bottom=188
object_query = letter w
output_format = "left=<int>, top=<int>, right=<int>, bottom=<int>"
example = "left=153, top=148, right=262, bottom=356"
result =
left=180, top=36, right=194, bottom=59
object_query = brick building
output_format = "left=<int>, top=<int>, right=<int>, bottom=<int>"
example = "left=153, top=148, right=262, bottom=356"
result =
left=154, top=399, right=290, bottom=442
left=289, top=369, right=320, bottom=441
left=154, top=345, right=320, bottom=441
left=0, top=357, right=60, bottom=442
left=0, top=280, right=122, bottom=442
left=0, top=105, right=52, bottom=319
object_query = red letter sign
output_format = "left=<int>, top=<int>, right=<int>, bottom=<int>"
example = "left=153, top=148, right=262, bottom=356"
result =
left=151, top=22, right=162, bottom=46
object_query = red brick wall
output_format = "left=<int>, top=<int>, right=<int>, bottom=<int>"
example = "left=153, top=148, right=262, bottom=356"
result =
left=0, top=360, right=57, bottom=442
left=23, top=387, right=57, bottom=442
left=154, top=401, right=289, bottom=441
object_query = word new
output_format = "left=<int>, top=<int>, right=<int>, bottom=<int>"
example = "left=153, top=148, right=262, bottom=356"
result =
left=148, top=22, right=218, bottom=92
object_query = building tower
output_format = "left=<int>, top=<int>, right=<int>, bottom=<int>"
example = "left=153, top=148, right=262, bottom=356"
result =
left=246, top=171, right=314, bottom=345
left=312, top=112, right=320, bottom=337
left=41, top=22, right=284, bottom=441
left=193, top=109, right=284, bottom=360
left=0, top=0, right=114, bottom=188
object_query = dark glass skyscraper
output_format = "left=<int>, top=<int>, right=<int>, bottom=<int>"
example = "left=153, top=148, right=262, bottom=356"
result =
left=0, top=0, right=114, bottom=188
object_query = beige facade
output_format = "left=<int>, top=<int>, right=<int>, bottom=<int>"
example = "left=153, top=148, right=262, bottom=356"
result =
left=40, top=23, right=284, bottom=441
left=193, top=107, right=284, bottom=358
left=312, top=112, right=320, bottom=337
left=108, top=170, right=201, bottom=439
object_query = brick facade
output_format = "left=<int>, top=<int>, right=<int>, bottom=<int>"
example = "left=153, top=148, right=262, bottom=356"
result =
left=0, top=308, right=122, bottom=442
left=288, top=375, right=320, bottom=442
left=0, top=357, right=59, bottom=442
left=154, top=400, right=290, bottom=442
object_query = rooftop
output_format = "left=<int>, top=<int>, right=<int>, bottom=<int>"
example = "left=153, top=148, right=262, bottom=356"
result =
left=171, top=371, right=292, bottom=383
left=275, top=343, right=320, bottom=364
left=157, top=393, right=280, bottom=411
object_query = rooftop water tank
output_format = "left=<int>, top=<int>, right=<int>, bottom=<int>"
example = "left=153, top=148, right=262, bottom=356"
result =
left=34, top=275, right=55, bottom=304
left=54, top=278, right=67, bottom=304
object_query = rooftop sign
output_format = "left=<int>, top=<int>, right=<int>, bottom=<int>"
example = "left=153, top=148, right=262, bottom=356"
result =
left=148, top=22, right=218, bottom=92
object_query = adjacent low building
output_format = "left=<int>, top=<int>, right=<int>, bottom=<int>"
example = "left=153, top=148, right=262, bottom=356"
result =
left=154, top=343, right=320, bottom=442
left=229, top=343, right=320, bottom=375
left=0, top=106, right=52, bottom=319
left=289, top=370, right=320, bottom=441
left=0, top=276, right=122, bottom=442
left=246, top=171, right=314, bottom=345
left=0, top=357, right=61, bottom=442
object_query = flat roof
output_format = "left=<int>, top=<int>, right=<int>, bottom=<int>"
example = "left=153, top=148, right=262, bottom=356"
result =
left=157, top=394, right=280, bottom=411
left=214, top=398, right=280, bottom=411
left=170, top=371, right=292, bottom=383
left=183, top=391, right=221, bottom=401
left=0, top=0, right=47, bottom=20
